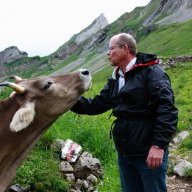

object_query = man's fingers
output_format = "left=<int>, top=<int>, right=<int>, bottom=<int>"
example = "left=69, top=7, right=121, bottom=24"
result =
left=151, top=158, right=157, bottom=168
left=146, top=156, right=152, bottom=168
left=147, top=156, right=162, bottom=169
left=147, top=145, right=164, bottom=169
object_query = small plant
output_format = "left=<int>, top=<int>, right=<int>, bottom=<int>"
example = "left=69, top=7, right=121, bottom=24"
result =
left=185, top=167, right=192, bottom=178
left=14, top=145, right=69, bottom=191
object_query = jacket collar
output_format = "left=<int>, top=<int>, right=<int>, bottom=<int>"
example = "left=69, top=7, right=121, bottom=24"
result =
left=112, top=52, right=159, bottom=79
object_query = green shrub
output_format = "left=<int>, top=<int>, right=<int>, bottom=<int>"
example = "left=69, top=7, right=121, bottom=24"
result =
left=185, top=168, right=192, bottom=178
left=14, top=146, right=69, bottom=191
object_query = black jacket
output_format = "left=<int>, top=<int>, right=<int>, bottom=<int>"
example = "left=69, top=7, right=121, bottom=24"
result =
left=71, top=53, right=178, bottom=157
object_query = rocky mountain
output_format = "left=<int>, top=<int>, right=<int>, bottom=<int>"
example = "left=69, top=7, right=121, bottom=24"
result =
left=0, top=0, right=192, bottom=80
left=0, top=46, right=29, bottom=80
left=142, top=0, right=192, bottom=26
left=53, top=0, right=192, bottom=61
left=0, top=46, right=47, bottom=80
left=0, top=46, right=27, bottom=65
left=52, top=13, right=109, bottom=59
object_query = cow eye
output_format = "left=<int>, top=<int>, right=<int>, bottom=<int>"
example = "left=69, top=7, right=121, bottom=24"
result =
left=43, top=81, right=53, bottom=90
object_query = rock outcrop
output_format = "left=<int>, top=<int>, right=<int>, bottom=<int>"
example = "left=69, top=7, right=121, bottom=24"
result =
left=53, top=13, right=109, bottom=59
left=0, top=46, right=28, bottom=65
left=1, top=0, right=192, bottom=81
left=52, top=139, right=103, bottom=192
left=74, top=13, right=108, bottom=44
left=142, top=0, right=192, bottom=26
left=160, top=55, right=192, bottom=68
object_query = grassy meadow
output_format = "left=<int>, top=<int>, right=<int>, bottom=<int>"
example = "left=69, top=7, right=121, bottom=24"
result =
left=138, top=19, right=192, bottom=57
left=1, top=61, right=192, bottom=191
left=1, top=19, right=192, bottom=191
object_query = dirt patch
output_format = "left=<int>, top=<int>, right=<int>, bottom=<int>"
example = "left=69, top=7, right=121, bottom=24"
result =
left=167, top=176, right=192, bottom=192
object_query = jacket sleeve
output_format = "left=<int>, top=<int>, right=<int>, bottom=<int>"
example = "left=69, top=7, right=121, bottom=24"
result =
left=147, top=65, right=178, bottom=149
left=71, top=79, right=113, bottom=115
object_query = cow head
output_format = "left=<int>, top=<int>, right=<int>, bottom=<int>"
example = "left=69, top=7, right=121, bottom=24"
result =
left=0, top=69, right=92, bottom=132
left=0, top=69, right=92, bottom=191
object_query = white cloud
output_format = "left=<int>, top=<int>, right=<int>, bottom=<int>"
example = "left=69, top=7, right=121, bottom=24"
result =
left=0, top=0, right=150, bottom=56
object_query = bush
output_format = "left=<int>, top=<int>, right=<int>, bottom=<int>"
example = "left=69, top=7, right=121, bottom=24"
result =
left=14, top=146, right=69, bottom=192
left=185, top=168, right=192, bottom=178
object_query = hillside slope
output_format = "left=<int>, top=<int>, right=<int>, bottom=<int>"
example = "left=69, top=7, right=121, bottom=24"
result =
left=138, top=19, right=192, bottom=56
left=142, top=0, right=192, bottom=26
left=0, top=0, right=192, bottom=80
left=51, top=19, right=192, bottom=75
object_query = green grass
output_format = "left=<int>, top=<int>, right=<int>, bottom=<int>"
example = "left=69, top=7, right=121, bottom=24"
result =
left=166, top=62, right=192, bottom=132
left=15, top=143, right=69, bottom=192
left=1, top=61, right=192, bottom=191
left=0, top=88, right=12, bottom=100
left=1, top=59, right=192, bottom=191
left=138, top=20, right=192, bottom=57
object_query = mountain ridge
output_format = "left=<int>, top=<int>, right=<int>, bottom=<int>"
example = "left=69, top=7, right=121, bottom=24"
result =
left=0, top=0, right=192, bottom=80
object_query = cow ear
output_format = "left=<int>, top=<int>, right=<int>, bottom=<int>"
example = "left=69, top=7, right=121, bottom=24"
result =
left=10, top=102, right=36, bottom=132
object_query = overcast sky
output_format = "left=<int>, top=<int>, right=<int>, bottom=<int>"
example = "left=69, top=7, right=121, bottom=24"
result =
left=0, top=0, right=150, bottom=57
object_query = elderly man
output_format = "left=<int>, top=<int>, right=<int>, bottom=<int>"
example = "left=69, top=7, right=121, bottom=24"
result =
left=71, top=33, right=178, bottom=192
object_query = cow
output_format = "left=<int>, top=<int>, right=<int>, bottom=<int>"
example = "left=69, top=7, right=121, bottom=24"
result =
left=0, top=69, right=92, bottom=191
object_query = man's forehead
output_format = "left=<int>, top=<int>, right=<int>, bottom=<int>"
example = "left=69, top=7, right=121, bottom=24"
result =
left=110, top=36, right=119, bottom=45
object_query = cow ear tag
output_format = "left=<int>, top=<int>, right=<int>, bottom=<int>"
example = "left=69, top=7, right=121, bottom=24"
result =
left=10, top=102, right=35, bottom=132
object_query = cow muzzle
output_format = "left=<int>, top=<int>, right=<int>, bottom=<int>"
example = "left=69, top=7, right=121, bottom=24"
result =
left=79, top=69, right=92, bottom=91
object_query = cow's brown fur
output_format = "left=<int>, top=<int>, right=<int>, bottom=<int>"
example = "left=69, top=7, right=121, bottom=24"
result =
left=0, top=70, right=91, bottom=191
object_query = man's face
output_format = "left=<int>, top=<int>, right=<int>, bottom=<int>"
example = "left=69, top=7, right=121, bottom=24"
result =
left=107, top=37, right=125, bottom=67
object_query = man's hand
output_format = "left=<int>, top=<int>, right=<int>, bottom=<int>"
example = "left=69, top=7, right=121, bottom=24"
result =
left=146, top=145, right=164, bottom=169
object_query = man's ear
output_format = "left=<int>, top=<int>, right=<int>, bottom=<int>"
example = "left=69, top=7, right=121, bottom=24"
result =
left=10, top=102, right=35, bottom=132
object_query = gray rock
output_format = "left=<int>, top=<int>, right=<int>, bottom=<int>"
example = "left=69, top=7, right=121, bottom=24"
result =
left=74, top=151, right=103, bottom=178
left=173, top=160, right=192, bottom=176
left=64, top=173, right=75, bottom=182
left=142, top=0, right=192, bottom=26
left=60, top=161, right=74, bottom=172
left=87, top=174, right=98, bottom=185
left=74, top=179, right=84, bottom=190
left=75, top=13, right=108, bottom=44
left=69, top=189, right=82, bottom=192
left=53, top=14, right=108, bottom=60
left=87, top=186, right=95, bottom=192
left=82, top=180, right=89, bottom=189
left=8, top=184, right=28, bottom=192
left=0, top=46, right=27, bottom=64
left=173, top=131, right=189, bottom=144
left=51, top=138, right=65, bottom=151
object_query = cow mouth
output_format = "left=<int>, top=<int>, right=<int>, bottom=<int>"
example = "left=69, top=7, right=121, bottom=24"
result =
left=86, top=81, right=92, bottom=90
left=79, top=69, right=92, bottom=91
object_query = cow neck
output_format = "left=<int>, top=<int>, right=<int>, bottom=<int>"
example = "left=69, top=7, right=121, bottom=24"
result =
left=0, top=95, right=20, bottom=111
left=0, top=95, right=20, bottom=129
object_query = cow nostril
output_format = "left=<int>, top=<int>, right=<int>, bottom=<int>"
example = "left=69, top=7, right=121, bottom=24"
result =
left=81, top=70, right=89, bottom=76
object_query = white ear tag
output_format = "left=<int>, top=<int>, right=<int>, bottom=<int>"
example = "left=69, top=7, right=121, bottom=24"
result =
left=10, top=102, right=35, bottom=132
